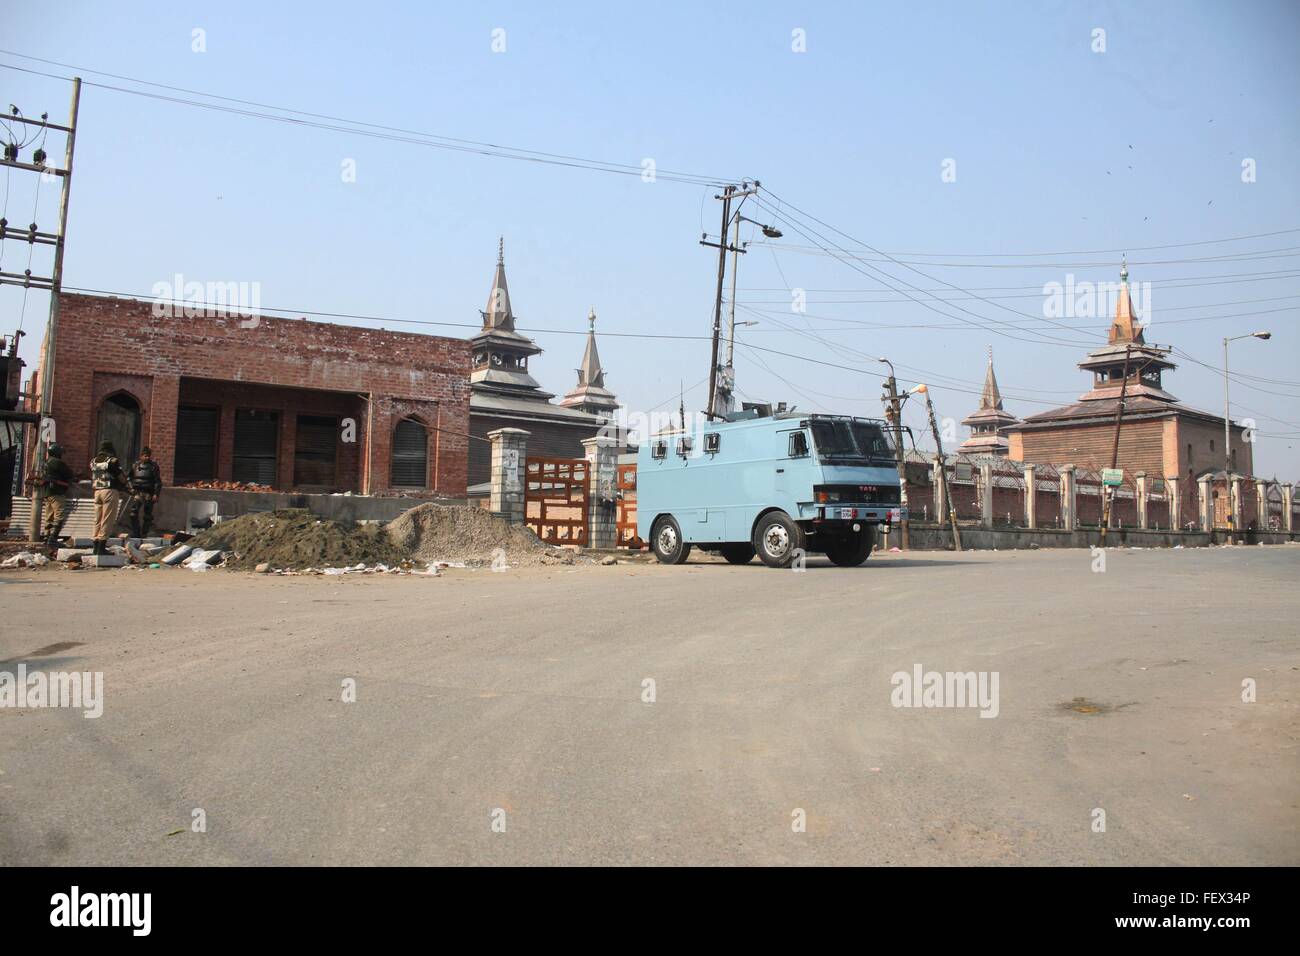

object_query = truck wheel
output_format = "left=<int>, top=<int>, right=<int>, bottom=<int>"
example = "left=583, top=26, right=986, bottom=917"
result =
left=825, top=528, right=873, bottom=567
left=719, top=543, right=755, bottom=565
left=651, top=515, right=692, bottom=565
left=752, top=511, right=804, bottom=569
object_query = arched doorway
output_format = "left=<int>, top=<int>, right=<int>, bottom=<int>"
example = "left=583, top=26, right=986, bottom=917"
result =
left=97, top=393, right=142, bottom=464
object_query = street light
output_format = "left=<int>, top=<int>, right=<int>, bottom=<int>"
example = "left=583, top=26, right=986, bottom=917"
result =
left=1222, top=331, right=1271, bottom=536
left=736, top=214, right=782, bottom=238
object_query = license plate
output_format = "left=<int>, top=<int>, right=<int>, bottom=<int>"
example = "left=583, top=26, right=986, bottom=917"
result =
left=839, top=507, right=858, bottom=519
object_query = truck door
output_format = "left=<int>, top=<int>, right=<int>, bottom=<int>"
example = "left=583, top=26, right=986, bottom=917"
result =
left=775, top=428, right=808, bottom=497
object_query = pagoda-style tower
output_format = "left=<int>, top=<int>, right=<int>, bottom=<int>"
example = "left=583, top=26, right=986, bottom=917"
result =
left=560, top=308, right=619, bottom=418
left=469, top=238, right=552, bottom=400
left=1076, top=257, right=1176, bottom=402
left=959, top=348, right=1019, bottom=455
left=465, top=240, right=627, bottom=489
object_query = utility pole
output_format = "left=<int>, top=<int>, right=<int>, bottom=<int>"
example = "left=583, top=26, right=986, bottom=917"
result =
left=703, top=184, right=734, bottom=421
left=700, top=182, right=763, bottom=420
left=0, top=78, right=81, bottom=541
left=916, top=384, right=961, bottom=551
left=1099, top=344, right=1132, bottom=547
left=879, top=359, right=910, bottom=549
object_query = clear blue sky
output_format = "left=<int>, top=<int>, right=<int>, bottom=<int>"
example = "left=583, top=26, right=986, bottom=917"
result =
left=4, top=0, right=1298, bottom=477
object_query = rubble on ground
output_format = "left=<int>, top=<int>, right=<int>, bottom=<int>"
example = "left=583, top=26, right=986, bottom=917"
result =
left=386, top=503, right=577, bottom=567
left=188, top=508, right=406, bottom=571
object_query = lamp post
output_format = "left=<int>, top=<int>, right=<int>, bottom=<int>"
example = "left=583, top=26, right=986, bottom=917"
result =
left=1223, top=331, right=1271, bottom=537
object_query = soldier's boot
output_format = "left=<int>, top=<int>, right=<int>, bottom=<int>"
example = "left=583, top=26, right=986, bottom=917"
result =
left=92, top=539, right=106, bottom=557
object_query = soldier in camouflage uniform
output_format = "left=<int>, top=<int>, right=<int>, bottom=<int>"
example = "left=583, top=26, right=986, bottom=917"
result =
left=126, top=446, right=163, bottom=538
left=39, top=443, right=74, bottom=552
left=89, top=441, right=128, bottom=556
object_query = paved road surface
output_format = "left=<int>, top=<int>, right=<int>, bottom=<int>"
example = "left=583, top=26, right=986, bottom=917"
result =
left=2, top=546, right=1296, bottom=865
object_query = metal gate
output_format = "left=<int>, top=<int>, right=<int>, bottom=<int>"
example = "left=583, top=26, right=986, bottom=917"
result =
left=525, top=456, right=589, bottom=546
left=616, top=462, right=643, bottom=548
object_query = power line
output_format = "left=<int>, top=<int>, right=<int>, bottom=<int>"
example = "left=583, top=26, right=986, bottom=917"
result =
left=767, top=226, right=1300, bottom=259
left=751, top=195, right=1098, bottom=350
left=736, top=269, right=1300, bottom=297
left=0, top=58, right=736, bottom=187
left=744, top=240, right=1300, bottom=268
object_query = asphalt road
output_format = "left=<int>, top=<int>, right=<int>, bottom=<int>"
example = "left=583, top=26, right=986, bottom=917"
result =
left=1, top=545, right=1297, bottom=866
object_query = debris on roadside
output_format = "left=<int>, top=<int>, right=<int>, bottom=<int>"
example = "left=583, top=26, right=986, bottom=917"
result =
left=1, top=551, right=49, bottom=568
left=188, top=508, right=406, bottom=571
left=386, top=503, right=578, bottom=567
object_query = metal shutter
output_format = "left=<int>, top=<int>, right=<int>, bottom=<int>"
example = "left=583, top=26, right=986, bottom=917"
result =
left=293, top=415, right=338, bottom=488
left=390, top=419, right=427, bottom=488
left=233, top=409, right=279, bottom=486
left=174, top=406, right=218, bottom=484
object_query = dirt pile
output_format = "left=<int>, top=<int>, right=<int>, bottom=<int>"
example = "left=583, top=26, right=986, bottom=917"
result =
left=386, top=503, right=575, bottom=566
left=190, top=509, right=407, bottom=571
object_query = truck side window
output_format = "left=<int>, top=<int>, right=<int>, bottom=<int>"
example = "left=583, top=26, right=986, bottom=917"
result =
left=676, top=436, right=693, bottom=457
left=788, top=431, right=809, bottom=458
left=704, top=433, right=720, bottom=454
left=652, top=440, right=667, bottom=460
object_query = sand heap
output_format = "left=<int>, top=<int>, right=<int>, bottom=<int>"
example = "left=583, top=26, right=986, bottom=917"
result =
left=385, top=503, right=575, bottom=567
left=190, top=509, right=407, bottom=571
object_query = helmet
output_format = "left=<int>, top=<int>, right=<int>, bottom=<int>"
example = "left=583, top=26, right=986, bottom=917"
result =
left=48, top=443, right=65, bottom=458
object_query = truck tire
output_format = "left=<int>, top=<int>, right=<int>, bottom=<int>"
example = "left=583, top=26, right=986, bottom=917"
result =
left=651, top=515, right=692, bottom=565
left=825, top=528, right=873, bottom=567
left=719, top=543, right=755, bottom=564
left=752, top=511, right=804, bottom=569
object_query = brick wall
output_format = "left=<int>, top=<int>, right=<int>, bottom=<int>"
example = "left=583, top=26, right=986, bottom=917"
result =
left=1012, top=418, right=1166, bottom=478
left=39, top=293, right=471, bottom=497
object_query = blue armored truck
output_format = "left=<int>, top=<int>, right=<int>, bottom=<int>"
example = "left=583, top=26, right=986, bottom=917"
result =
left=635, top=413, right=905, bottom=568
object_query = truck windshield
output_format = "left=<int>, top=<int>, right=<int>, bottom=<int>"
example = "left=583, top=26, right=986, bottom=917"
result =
left=809, top=419, right=895, bottom=466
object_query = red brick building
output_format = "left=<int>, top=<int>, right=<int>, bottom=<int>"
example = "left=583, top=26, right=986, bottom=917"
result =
left=31, top=293, right=471, bottom=497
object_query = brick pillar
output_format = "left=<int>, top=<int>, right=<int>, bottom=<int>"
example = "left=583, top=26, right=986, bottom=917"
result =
left=1231, top=475, right=1244, bottom=537
left=1136, top=471, right=1149, bottom=529
left=488, top=428, right=528, bottom=525
left=149, top=374, right=181, bottom=486
left=932, top=457, right=946, bottom=525
left=1060, top=464, right=1077, bottom=531
left=1023, top=464, right=1036, bottom=529
left=979, top=460, right=993, bottom=528
left=1283, top=483, right=1294, bottom=532
left=582, top=435, right=619, bottom=550
left=1166, top=475, right=1181, bottom=530
left=1198, top=475, right=1213, bottom=531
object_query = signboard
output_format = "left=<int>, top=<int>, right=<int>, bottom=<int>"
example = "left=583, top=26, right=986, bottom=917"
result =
left=1101, top=468, right=1123, bottom=487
